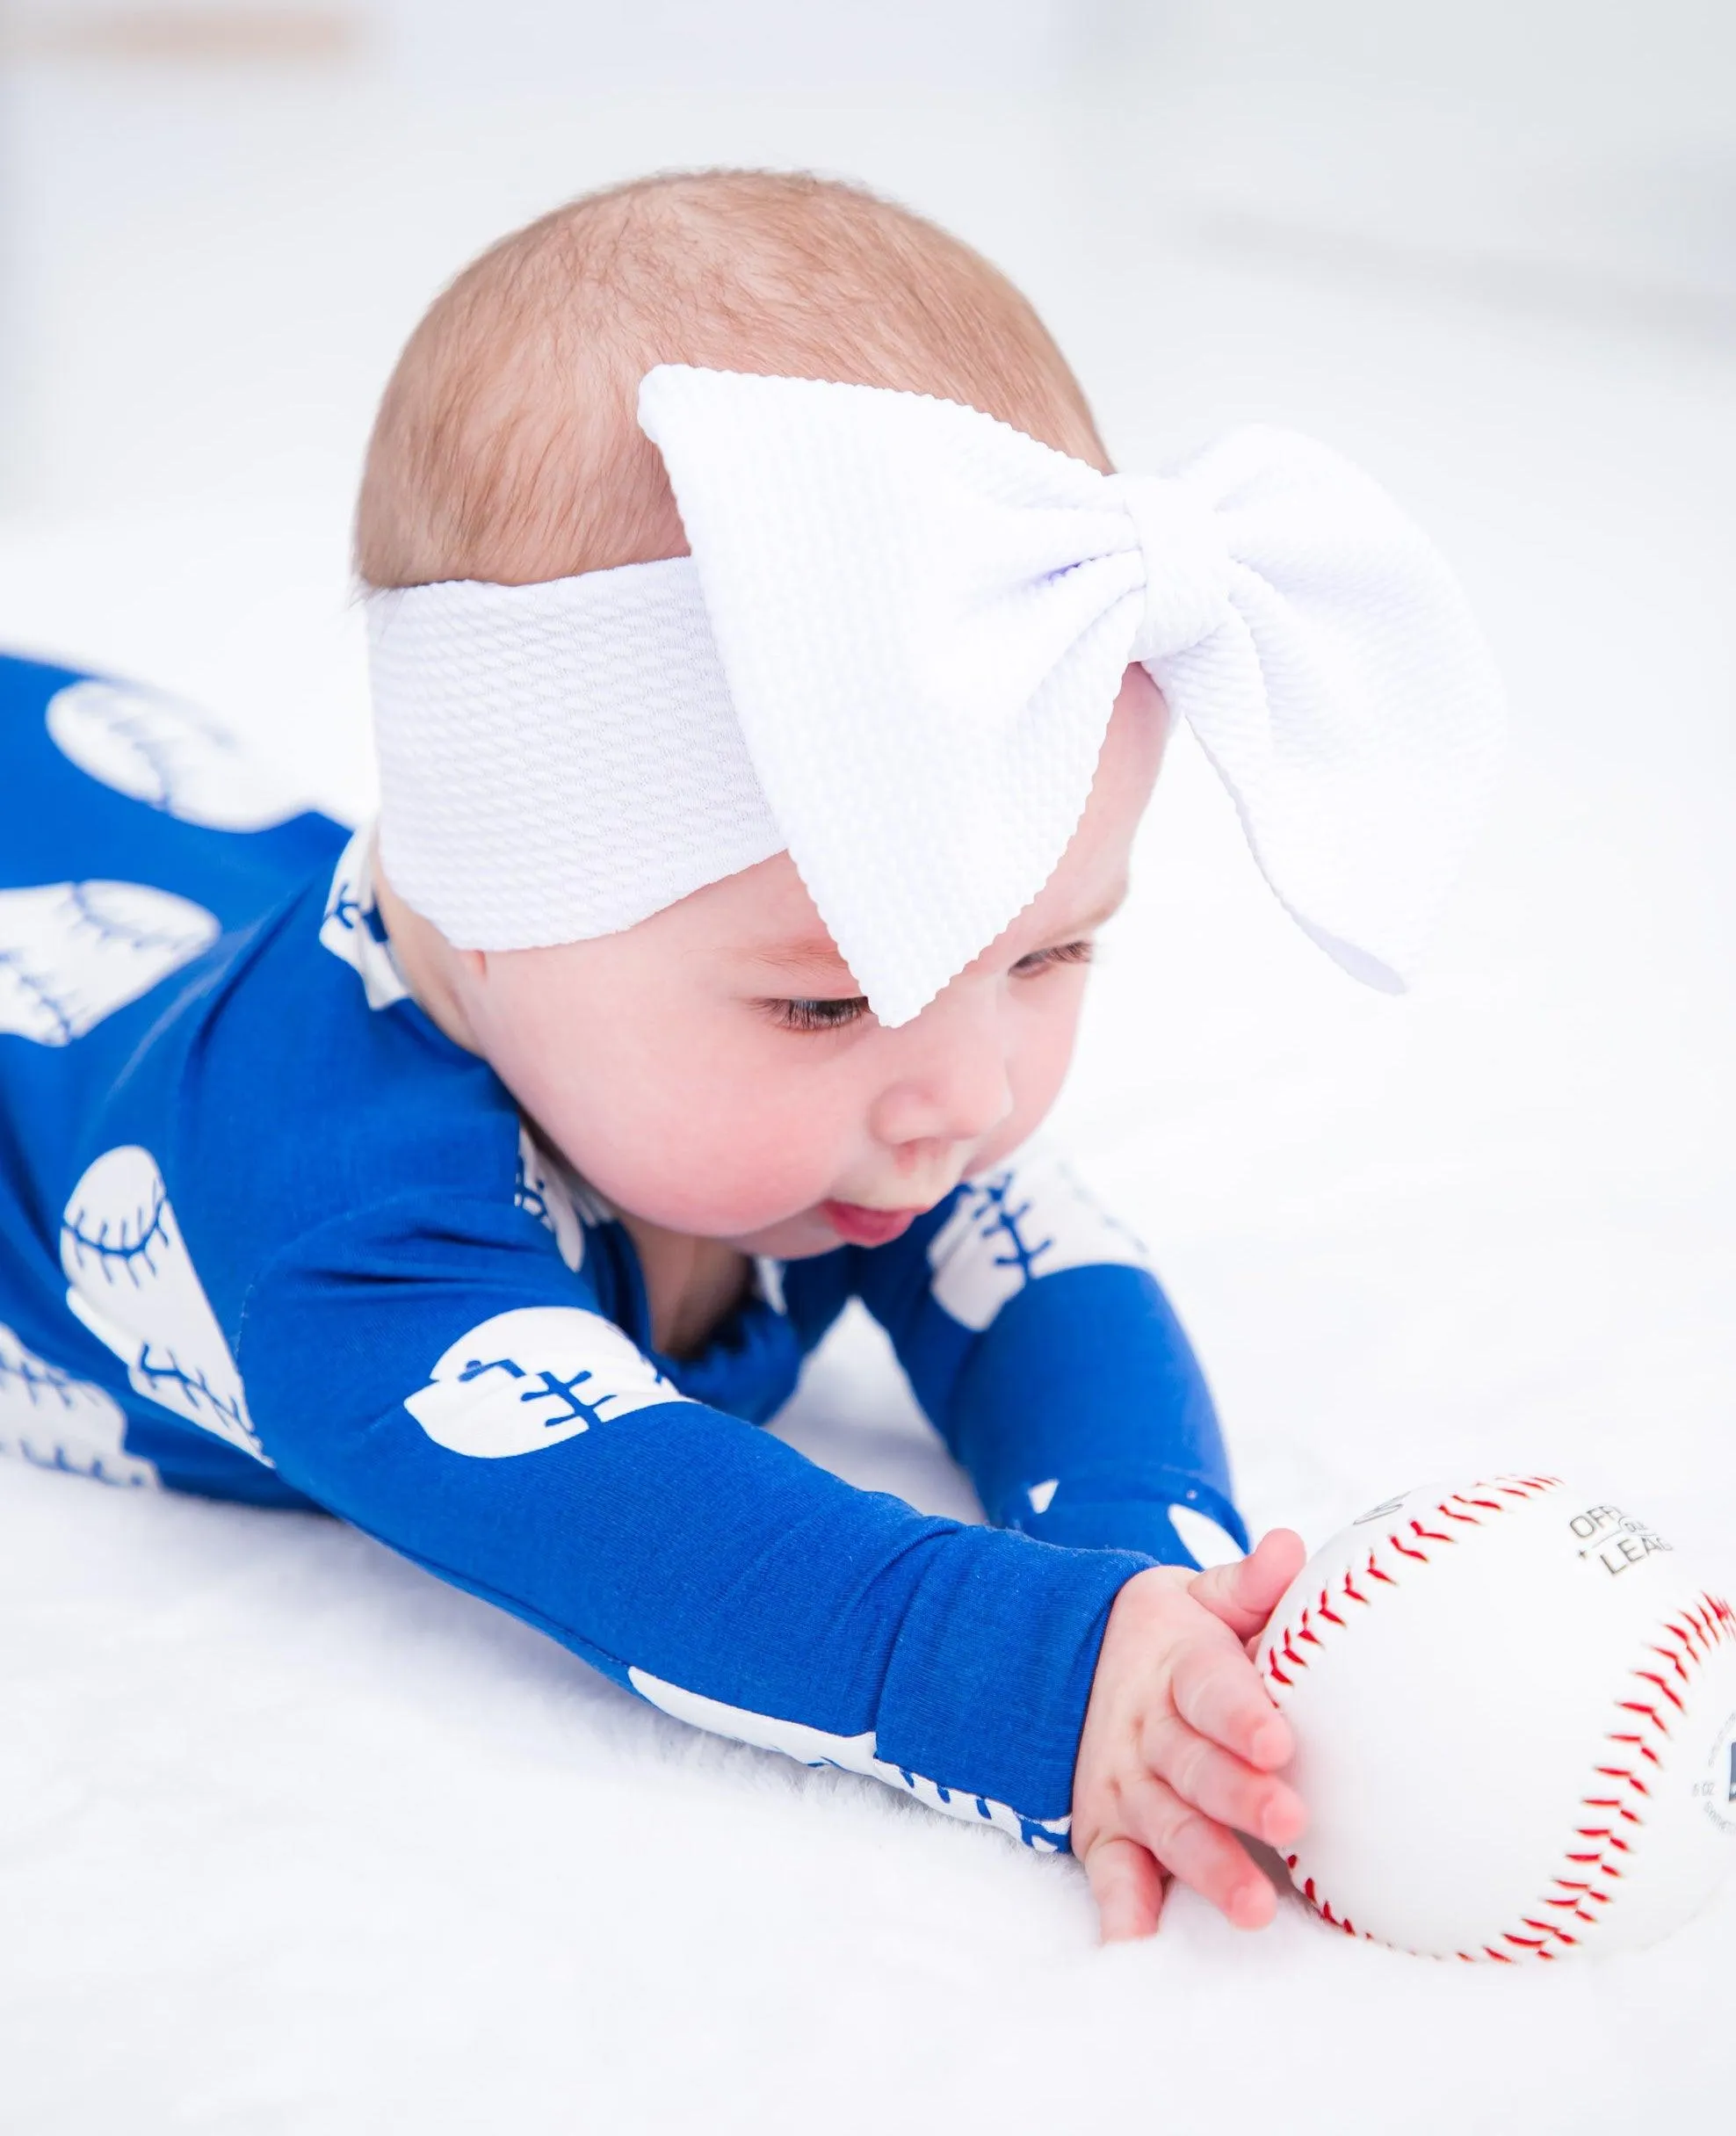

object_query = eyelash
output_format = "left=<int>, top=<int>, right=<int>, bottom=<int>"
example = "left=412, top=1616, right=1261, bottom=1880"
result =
left=764, top=940, right=1095, bottom=1033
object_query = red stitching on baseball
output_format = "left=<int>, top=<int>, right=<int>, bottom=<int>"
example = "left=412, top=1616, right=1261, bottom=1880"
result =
left=1258, top=1475, right=1734, bottom=1962
left=1591, top=1766, right=1650, bottom=1794
left=1633, top=1669, right=1686, bottom=1714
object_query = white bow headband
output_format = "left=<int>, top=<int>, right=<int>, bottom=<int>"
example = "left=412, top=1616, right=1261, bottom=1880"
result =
left=368, top=365, right=1502, bottom=1026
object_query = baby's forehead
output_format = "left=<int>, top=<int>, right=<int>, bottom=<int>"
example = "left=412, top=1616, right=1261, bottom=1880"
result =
left=671, top=852, right=848, bottom=969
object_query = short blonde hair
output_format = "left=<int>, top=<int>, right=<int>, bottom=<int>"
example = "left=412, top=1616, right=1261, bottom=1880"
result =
left=356, top=169, right=1107, bottom=590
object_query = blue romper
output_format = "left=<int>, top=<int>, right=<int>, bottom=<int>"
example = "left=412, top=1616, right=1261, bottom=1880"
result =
left=0, top=651, right=1246, bottom=1850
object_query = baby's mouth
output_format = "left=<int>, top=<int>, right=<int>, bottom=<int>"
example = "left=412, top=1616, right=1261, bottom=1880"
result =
left=819, top=1199, right=928, bottom=1248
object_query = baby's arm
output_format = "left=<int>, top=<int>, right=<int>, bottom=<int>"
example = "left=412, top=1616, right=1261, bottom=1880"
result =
left=844, top=1143, right=1244, bottom=1567
left=235, top=1184, right=1302, bottom=1935
left=234, top=1188, right=1147, bottom=1850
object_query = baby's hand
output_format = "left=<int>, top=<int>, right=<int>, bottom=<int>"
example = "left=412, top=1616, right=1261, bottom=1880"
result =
left=1072, top=1530, right=1309, bottom=1941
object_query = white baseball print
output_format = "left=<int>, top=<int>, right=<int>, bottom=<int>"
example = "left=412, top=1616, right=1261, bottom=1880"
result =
left=627, top=1667, right=1070, bottom=1851
left=46, top=677, right=303, bottom=830
left=0, top=880, right=219, bottom=1046
left=1257, top=1474, right=1736, bottom=1959
left=60, top=1145, right=268, bottom=1466
left=318, top=827, right=410, bottom=1011
left=0, top=1319, right=157, bottom=1488
left=927, top=1142, right=1147, bottom=1333
left=404, top=1305, right=687, bottom=1458
left=513, top=1123, right=610, bottom=1276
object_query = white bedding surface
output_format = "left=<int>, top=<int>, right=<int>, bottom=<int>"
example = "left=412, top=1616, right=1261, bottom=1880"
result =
left=0, top=75, right=1730, bottom=2133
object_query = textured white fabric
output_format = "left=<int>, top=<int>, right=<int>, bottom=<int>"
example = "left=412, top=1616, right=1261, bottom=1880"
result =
left=369, top=366, right=1502, bottom=1025
left=370, top=558, right=781, bottom=948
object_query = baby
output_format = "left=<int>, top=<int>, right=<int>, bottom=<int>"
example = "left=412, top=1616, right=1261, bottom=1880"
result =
left=0, top=170, right=1498, bottom=1941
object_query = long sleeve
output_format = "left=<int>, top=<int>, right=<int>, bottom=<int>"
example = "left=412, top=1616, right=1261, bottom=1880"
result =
left=234, top=1189, right=1151, bottom=1849
left=844, top=1142, right=1247, bottom=1567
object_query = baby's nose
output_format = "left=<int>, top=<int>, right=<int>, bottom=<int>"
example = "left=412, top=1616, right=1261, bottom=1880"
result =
left=870, top=1039, right=1015, bottom=1153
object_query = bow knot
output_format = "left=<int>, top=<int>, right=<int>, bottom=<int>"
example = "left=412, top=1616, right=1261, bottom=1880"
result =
left=1115, top=473, right=1235, bottom=667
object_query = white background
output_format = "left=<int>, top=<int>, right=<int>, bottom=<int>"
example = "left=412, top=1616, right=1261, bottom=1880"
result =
left=0, top=4, right=1732, bottom=2129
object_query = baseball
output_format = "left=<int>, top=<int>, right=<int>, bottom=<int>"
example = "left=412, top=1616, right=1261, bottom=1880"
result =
left=1255, top=1473, right=1736, bottom=1959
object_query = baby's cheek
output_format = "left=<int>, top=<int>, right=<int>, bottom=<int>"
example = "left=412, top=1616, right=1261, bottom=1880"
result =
left=561, top=1052, right=851, bottom=1237
left=655, top=1092, right=835, bottom=1231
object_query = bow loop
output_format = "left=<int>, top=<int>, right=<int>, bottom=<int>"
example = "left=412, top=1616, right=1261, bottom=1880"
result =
left=1114, top=474, right=1234, bottom=667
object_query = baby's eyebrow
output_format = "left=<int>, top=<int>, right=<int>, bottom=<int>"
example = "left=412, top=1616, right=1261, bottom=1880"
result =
left=738, top=935, right=857, bottom=983
left=744, top=881, right=1130, bottom=983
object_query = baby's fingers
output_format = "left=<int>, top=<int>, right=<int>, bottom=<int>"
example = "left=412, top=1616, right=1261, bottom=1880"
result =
left=1121, top=1774, right=1279, bottom=1930
left=1169, top=1631, right=1293, bottom=1769
left=1145, top=1716, right=1306, bottom=1851
left=1083, top=1834, right=1167, bottom=1943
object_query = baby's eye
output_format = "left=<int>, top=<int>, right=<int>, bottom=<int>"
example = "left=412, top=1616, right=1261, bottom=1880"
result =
left=1012, top=939, right=1095, bottom=978
left=766, top=996, right=871, bottom=1033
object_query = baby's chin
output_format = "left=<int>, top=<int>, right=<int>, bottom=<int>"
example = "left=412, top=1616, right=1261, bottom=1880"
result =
left=604, top=1180, right=849, bottom=1260
left=723, top=1206, right=851, bottom=1261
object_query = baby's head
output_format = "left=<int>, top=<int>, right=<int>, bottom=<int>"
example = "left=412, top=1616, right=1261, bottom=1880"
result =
left=358, top=171, right=1166, bottom=1260
left=357, top=170, right=1499, bottom=1269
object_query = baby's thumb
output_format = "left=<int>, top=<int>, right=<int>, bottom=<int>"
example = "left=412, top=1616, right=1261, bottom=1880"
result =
left=1190, top=1527, right=1306, bottom=1642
